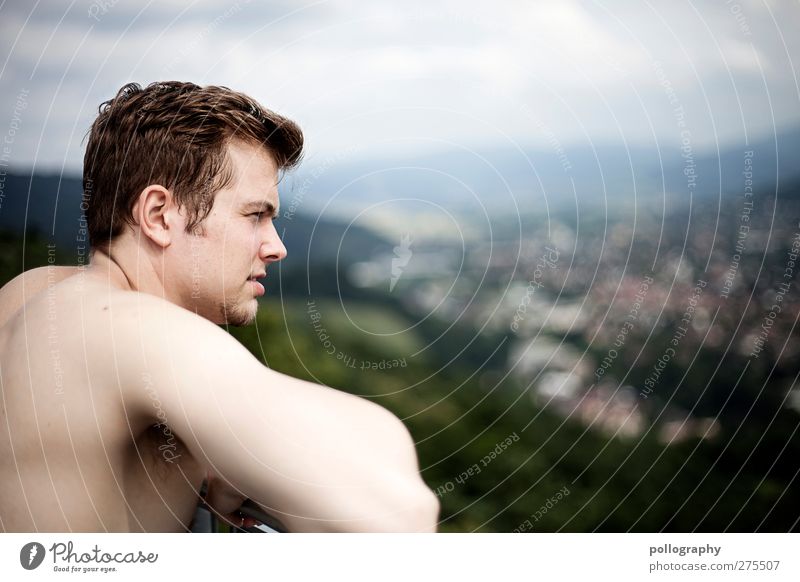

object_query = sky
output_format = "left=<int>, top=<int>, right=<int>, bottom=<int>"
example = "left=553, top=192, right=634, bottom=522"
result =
left=1, top=0, right=799, bottom=174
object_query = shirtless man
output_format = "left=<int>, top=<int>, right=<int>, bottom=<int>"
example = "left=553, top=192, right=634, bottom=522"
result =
left=0, top=81, right=439, bottom=532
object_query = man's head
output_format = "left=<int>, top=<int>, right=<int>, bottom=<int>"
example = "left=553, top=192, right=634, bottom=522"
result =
left=83, top=81, right=303, bottom=325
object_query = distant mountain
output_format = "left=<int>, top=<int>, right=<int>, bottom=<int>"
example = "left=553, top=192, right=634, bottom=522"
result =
left=0, top=171, right=392, bottom=264
left=288, top=125, right=800, bottom=221
left=0, top=172, right=84, bottom=252
left=3, top=125, right=798, bottom=257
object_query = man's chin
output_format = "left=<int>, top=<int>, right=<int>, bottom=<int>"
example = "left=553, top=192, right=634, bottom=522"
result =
left=220, top=299, right=258, bottom=327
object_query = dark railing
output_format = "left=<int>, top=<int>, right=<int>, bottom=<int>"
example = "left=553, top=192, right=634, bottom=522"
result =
left=190, top=480, right=286, bottom=533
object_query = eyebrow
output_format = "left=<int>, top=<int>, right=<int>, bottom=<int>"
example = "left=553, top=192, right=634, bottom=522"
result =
left=240, top=200, right=279, bottom=217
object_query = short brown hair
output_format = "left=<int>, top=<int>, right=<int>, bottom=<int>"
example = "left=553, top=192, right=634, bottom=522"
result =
left=83, top=81, right=303, bottom=249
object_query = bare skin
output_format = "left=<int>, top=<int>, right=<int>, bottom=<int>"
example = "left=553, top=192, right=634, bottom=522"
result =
left=0, top=141, right=439, bottom=532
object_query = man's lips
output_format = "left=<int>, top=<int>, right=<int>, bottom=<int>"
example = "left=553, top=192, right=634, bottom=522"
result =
left=249, top=273, right=266, bottom=297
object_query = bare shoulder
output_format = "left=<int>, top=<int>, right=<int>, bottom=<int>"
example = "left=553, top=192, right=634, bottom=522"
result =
left=98, top=292, right=432, bottom=530
left=97, top=286, right=384, bottom=413
left=0, top=265, right=82, bottom=328
left=80, top=283, right=252, bottom=370
left=92, top=286, right=421, bottom=472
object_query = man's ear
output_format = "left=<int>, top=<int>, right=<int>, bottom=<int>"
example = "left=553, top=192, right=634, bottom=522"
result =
left=133, top=185, right=177, bottom=248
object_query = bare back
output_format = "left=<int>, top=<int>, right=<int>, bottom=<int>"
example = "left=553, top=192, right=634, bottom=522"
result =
left=0, top=267, right=204, bottom=532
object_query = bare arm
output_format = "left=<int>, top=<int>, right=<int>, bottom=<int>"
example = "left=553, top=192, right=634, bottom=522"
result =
left=103, top=293, right=438, bottom=532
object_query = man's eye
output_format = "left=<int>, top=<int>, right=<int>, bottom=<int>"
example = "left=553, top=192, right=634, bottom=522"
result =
left=249, top=213, right=263, bottom=221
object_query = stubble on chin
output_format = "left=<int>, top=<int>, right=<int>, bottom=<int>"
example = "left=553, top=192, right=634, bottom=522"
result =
left=219, top=297, right=258, bottom=327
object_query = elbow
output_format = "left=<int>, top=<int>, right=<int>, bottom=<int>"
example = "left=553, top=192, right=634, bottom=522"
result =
left=411, top=485, right=440, bottom=532
left=379, top=415, right=440, bottom=531
left=289, top=484, right=440, bottom=533
left=377, top=481, right=440, bottom=533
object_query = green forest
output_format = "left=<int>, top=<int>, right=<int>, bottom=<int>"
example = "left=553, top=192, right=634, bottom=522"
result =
left=3, top=225, right=798, bottom=532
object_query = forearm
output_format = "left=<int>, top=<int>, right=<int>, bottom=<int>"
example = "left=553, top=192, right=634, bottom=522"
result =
left=248, top=475, right=440, bottom=533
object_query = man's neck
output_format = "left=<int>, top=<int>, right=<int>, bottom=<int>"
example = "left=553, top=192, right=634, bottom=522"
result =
left=88, top=242, right=167, bottom=300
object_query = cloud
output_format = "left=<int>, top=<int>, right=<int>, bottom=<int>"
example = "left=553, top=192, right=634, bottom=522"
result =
left=0, top=0, right=798, bottom=171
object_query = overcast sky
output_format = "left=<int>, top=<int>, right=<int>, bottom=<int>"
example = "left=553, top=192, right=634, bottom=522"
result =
left=1, top=0, right=799, bottom=173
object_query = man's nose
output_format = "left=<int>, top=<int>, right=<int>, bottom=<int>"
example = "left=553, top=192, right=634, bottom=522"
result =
left=259, top=222, right=287, bottom=262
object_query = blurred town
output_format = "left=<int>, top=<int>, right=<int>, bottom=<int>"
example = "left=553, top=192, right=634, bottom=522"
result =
left=339, top=186, right=800, bottom=448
